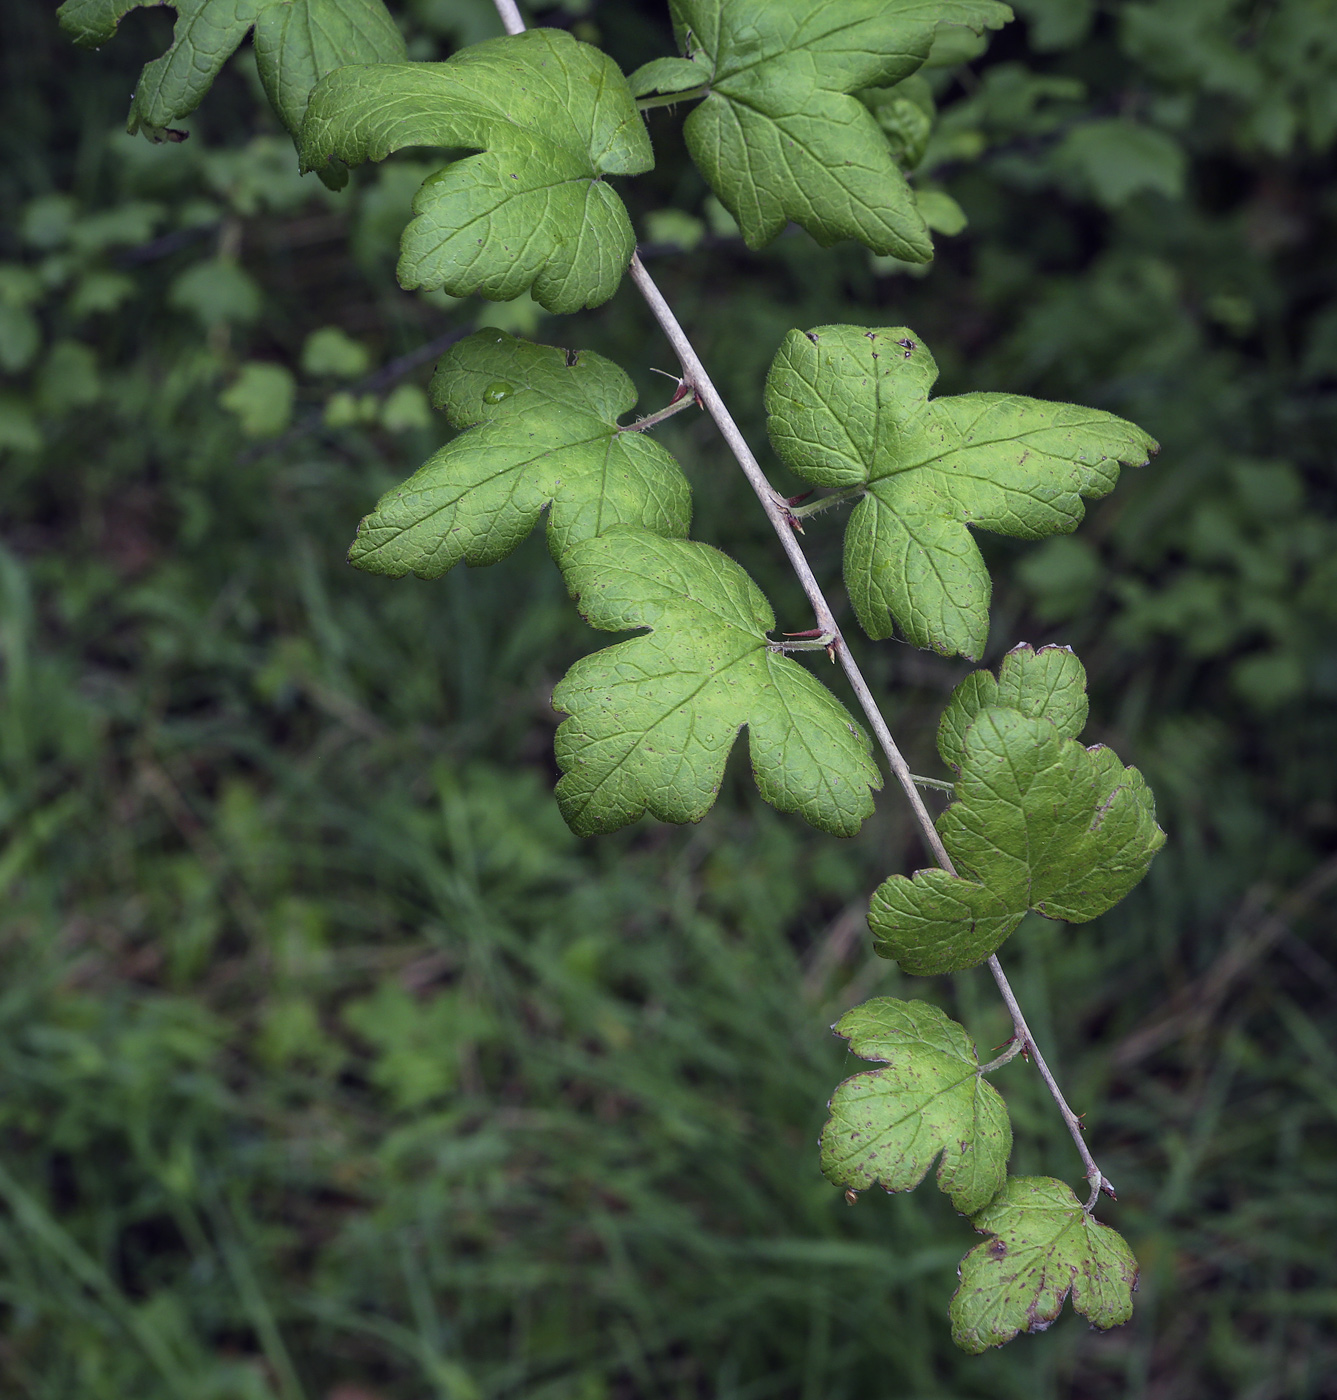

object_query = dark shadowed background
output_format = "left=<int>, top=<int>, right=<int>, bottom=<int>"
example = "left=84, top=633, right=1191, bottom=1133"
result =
left=1, top=0, right=1335, bottom=1395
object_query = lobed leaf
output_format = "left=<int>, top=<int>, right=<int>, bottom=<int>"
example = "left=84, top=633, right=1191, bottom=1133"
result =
left=820, top=998, right=1011, bottom=1216
left=58, top=0, right=405, bottom=145
left=657, top=0, right=1010, bottom=260
left=300, top=31, right=653, bottom=312
left=937, top=641, right=1088, bottom=773
left=951, top=1176, right=1139, bottom=1352
left=348, top=330, right=691, bottom=577
left=553, top=529, right=882, bottom=838
left=765, top=325, right=1157, bottom=659
left=869, top=708, right=1164, bottom=974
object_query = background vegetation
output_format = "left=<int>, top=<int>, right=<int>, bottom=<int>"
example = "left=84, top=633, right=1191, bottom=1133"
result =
left=2, top=0, right=1335, bottom=1395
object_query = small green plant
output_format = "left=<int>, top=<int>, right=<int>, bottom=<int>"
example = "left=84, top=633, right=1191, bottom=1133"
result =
left=62, top=0, right=1167, bottom=1351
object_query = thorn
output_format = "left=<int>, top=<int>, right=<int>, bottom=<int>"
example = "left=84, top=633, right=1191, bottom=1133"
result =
left=668, top=378, right=691, bottom=404
left=787, top=490, right=814, bottom=506
left=783, top=629, right=825, bottom=639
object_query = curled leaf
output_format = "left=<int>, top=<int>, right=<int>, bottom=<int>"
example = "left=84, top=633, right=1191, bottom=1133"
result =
left=870, top=707, right=1164, bottom=973
left=937, top=642, right=1089, bottom=773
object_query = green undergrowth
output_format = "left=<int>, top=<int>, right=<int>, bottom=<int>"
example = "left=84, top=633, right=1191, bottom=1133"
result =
left=2, top=0, right=1336, bottom=1395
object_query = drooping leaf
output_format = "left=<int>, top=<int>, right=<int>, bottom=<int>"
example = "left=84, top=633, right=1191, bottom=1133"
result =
left=58, top=0, right=405, bottom=144
left=300, top=31, right=653, bottom=313
left=765, top=325, right=1157, bottom=659
left=937, top=642, right=1088, bottom=773
left=650, top=0, right=1010, bottom=259
left=869, top=708, right=1164, bottom=974
left=553, top=529, right=882, bottom=838
left=951, top=1176, right=1138, bottom=1352
left=349, top=330, right=692, bottom=578
left=820, top=998, right=1010, bottom=1215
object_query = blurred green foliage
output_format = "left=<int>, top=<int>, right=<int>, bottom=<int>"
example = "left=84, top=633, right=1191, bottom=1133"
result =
left=1, top=0, right=1335, bottom=1396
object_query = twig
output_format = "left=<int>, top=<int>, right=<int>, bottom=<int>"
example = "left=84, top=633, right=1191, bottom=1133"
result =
left=495, top=0, right=1113, bottom=1210
left=617, top=391, right=699, bottom=433
left=637, top=85, right=711, bottom=111
left=494, top=0, right=526, bottom=36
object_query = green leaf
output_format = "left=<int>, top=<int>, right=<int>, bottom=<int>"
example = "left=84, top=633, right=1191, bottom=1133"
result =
left=300, top=31, right=653, bottom=313
left=1055, top=120, right=1186, bottom=208
left=937, top=642, right=1088, bottom=773
left=916, top=189, right=968, bottom=236
left=58, top=0, right=406, bottom=143
left=220, top=362, right=296, bottom=437
left=627, top=55, right=709, bottom=97
left=168, top=258, right=262, bottom=328
left=951, top=1177, right=1138, bottom=1352
left=553, top=529, right=882, bottom=838
left=860, top=76, right=935, bottom=170
left=765, top=324, right=1157, bottom=658
left=820, top=998, right=1010, bottom=1216
left=869, top=708, right=1165, bottom=974
left=665, top=0, right=1010, bottom=259
left=349, top=331, right=691, bottom=578
left=301, top=325, right=372, bottom=378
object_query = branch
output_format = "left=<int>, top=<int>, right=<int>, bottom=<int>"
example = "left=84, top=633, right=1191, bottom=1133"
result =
left=492, top=0, right=1113, bottom=1209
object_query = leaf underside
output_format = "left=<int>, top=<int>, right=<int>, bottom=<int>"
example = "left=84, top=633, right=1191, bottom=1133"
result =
left=657, top=0, right=1011, bottom=259
left=57, top=0, right=405, bottom=144
left=869, top=705, right=1165, bottom=974
left=553, top=529, right=882, bottom=839
left=300, top=30, right=653, bottom=312
left=348, top=330, right=691, bottom=577
left=765, top=324, right=1157, bottom=659
left=820, top=997, right=1011, bottom=1216
left=951, top=1176, right=1139, bottom=1353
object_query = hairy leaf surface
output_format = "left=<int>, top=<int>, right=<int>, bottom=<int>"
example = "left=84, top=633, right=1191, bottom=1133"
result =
left=58, top=0, right=405, bottom=144
left=349, top=331, right=691, bottom=577
left=553, top=530, right=881, bottom=838
left=301, top=31, right=653, bottom=312
left=821, top=998, right=1010, bottom=1215
left=951, top=1177, right=1138, bottom=1352
left=649, top=0, right=1010, bottom=259
left=937, top=642, right=1088, bottom=773
left=870, top=708, right=1164, bottom=973
left=765, top=325, right=1156, bottom=658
